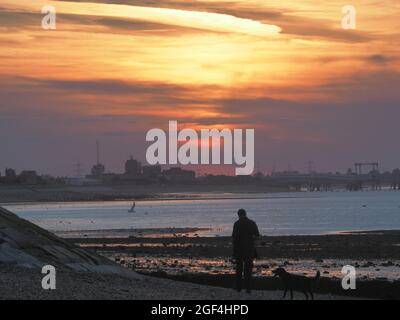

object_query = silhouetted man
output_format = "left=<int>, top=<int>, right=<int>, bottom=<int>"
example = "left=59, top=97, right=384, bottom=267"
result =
left=232, top=209, right=260, bottom=293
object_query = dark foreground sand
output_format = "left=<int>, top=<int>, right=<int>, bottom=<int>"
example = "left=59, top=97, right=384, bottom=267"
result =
left=0, top=264, right=357, bottom=300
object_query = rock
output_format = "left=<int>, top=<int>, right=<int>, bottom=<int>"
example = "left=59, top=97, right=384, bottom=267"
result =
left=0, top=206, right=141, bottom=279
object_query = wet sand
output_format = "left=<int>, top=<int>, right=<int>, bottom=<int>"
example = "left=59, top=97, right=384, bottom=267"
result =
left=57, top=227, right=213, bottom=239
left=68, top=229, right=400, bottom=260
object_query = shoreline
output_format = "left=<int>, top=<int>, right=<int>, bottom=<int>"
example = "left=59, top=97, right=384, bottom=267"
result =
left=0, top=192, right=313, bottom=206
left=0, top=205, right=393, bottom=299
left=0, top=206, right=358, bottom=300
left=66, top=230, right=400, bottom=281
left=53, top=227, right=400, bottom=239
left=2, top=197, right=400, bottom=299
left=2, top=188, right=397, bottom=206
left=0, top=185, right=291, bottom=204
left=58, top=229, right=400, bottom=299
left=68, top=229, right=400, bottom=259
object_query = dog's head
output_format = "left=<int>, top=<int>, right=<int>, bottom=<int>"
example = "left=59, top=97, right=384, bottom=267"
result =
left=272, top=267, right=288, bottom=278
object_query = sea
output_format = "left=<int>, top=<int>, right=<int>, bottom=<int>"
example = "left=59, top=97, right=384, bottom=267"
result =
left=5, top=190, right=400, bottom=236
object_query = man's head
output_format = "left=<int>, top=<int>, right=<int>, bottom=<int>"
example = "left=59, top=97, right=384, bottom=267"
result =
left=237, top=208, right=247, bottom=218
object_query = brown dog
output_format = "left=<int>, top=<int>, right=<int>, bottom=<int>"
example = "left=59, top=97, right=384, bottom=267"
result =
left=272, top=267, right=320, bottom=300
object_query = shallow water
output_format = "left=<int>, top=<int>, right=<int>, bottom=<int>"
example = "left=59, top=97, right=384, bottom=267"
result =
left=5, top=191, right=400, bottom=236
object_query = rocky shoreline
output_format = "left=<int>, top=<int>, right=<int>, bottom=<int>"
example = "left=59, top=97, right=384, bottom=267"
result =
left=66, top=230, right=400, bottom=299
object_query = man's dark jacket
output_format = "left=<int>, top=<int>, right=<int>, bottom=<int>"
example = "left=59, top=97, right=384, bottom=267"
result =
left=232, top=217, right=260, bottom=259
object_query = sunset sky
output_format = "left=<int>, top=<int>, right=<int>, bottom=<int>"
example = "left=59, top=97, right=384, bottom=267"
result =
left=0, top=0, right=399, bottom=176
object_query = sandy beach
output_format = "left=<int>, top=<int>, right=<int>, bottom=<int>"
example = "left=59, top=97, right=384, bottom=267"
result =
left=3, top=198, right=400, bottom=300
left=0, top=206, right=360, bottom=300
left=1, top=229, right=393, bottom=300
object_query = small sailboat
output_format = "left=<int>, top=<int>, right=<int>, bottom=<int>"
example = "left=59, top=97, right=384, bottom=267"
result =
left=128, top=201, right=136, bottom=213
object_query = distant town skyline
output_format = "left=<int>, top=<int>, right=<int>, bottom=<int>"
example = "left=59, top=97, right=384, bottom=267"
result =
left=1, top=0, right=399, bottom=176
left=0, top=149, right=397, bottom=179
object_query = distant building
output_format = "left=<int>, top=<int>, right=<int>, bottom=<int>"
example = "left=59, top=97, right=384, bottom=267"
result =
left=163, top=167, right=195, bottom=183
left=125, top=157, right=142, bottom=177
left=5, top=168, right=16, bottom=181
left=19, top=170, right=38, bottom=184
left=89, top=141, right=106, bottom=178
left=90, top=163, right=105, bottom=177
left=142, top=165, right=162, bottom=178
